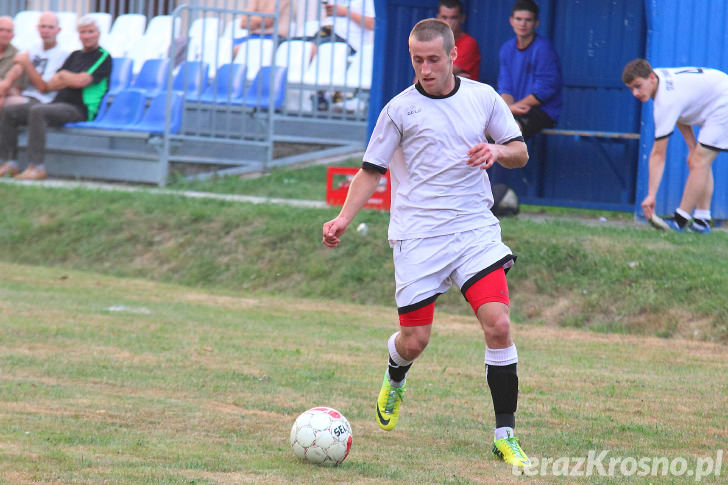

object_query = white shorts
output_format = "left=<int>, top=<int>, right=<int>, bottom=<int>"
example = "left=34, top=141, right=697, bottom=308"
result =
left=698, top=102, right=728, bottom=150
left=391, top=225, right=514, bottom=310
left=698, top=122, right=728, bottom=150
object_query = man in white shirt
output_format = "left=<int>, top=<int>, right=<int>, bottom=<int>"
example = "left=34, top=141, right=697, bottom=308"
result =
left=322, top=18, right=532, bottom=469
left=623, top=58, right=728, bottom=234
left=0, top=12, right=68, bottom=106
left=321, top=0, right=375, bottom=54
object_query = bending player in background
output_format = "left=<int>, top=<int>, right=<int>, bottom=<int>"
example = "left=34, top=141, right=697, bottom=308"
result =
left=623, top=58, right=727, bottom=234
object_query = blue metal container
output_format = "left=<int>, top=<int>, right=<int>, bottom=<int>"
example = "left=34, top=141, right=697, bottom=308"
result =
left=371, top=0, right=726, bottom=219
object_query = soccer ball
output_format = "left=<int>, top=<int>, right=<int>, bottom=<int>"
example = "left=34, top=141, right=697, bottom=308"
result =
left=290, top=407, right=353, bottom=466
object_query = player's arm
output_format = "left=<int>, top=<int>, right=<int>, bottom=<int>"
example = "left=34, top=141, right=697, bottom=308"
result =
left=641, top=137, right=669, bottom=219
left=13, top=52, right=51, bottom=93
left=46, top=71, right=94, bottom=91
left=325, top=4, right=375, bottom=30
left=676, top=122, right=697, bottom=152
left=322, top=167, right=382, bottom=247
left=500, top=93, right=515, bottom=105
left=467, top=140, right=528, bottom=170
left=510, top=93, right=540, bottom=114
left=0, top=63, right=23, bottom=95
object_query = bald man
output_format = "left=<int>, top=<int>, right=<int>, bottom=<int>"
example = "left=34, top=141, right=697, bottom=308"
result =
left=0, top=12, right=69, bottom=108
left=0, top=17, right=18, bottom=80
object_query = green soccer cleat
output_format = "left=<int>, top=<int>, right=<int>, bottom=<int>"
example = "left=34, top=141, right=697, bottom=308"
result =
left=492, top=431, right=532, bottom=468
left=376, top=372, right=406, bottom=431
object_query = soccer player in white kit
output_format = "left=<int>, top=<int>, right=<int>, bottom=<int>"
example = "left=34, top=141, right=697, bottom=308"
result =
left=623, top=58, right=728, bottom=234
left=322, top=18, right=531, bottom=468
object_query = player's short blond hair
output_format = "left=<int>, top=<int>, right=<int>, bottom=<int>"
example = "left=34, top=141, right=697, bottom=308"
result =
left=409, top=18, right=455, bottom=54
left=622, top=58, right=654, bottom=84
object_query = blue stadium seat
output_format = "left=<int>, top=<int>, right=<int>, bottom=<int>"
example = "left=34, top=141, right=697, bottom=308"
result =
left=125, top=91, right=184, bottom=134
left=70, top=89, right=146, bottom=129
left=130, top=58, right=170, bottom=97
left=171, top=61, right=209, bottom=98
left=197, top=63, right=247, bottom=104
left=108, top=57, right=134, bottom=96
left=242, top=66, right=287, bottom=110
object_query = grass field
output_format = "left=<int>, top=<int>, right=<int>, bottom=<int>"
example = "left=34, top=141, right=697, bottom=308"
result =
left=1, top=261, right=726, bottom=483
left=2, top=181, right=727, bottom=343
left=1, top=172, right=727, bottom=482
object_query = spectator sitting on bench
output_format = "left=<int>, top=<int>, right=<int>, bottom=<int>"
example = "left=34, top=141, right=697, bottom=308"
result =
left=0, top=16, right=20, bottom=107
left=0, top=12, right=69, bottom=112
left=497, top=0, right=562, bottom=140
left=437, top=0, right=480, bottom=80
left=0, top=15, right=111, bottom=181
left=233, top=0, right=291, bottom=57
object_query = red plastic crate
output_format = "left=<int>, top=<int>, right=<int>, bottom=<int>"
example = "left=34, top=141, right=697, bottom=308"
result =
left=325, top=167, right=391, bottom=210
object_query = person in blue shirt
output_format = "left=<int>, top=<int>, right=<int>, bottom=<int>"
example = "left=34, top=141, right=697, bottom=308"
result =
left=497, top=0, right=562, bottom=139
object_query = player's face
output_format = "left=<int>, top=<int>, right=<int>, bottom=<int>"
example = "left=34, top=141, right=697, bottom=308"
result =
left=78, top=24, right=100, bottom=51
left=509, top=10, right=538, bottom=38
left=410, top=36, right=457, bottom=97
left=626, top=74, right=657, bottom=102
left=436, top=6, right=464, bottom=36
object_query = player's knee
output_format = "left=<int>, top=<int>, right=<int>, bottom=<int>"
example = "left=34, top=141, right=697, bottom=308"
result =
left=399, top=332, right=429, bottom=359
left=488, top=313, right=511, bottom=339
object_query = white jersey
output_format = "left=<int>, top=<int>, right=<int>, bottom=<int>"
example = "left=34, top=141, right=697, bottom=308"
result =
left=364, top=77, right=523, bottom=241
left=653, top=67, right=728, bottom=140
left=22, top=43, right=70, bottom=104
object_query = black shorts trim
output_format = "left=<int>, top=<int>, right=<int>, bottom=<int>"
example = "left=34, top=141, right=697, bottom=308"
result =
left=655, top=132, right=672, bottom=141
left=460, top=254, right=516, bottom=296
left=397, top=293, right=440, bottom=315
left=699, top=142, right=725, bottom=152
left=362, top=162, right=386, bottom=174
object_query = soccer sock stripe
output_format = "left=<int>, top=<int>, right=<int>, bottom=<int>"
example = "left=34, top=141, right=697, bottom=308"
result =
left=674, top=208, right=690, bottom=227
left=693, top=209, right=712, bottom=227
left=387, top=332, right=412, bottom=384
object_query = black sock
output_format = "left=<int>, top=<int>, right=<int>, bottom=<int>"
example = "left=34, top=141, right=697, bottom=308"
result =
left=388, top=356, right=411, bottom=383
left=486, top=363, right=518, bottom=429
left=673, top=210, right=689, bottom=228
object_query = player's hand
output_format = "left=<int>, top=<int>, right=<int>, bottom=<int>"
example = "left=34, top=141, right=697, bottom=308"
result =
left=322, top=216, right=349, bottom=247
left=641, top=194, right=656, bottom=220
left=510, top=102, right=531, bottom=115
left=466, top=142, right=500, bottom=170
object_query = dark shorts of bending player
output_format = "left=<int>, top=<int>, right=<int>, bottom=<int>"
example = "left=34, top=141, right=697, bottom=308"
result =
left=397, top=255, right=514, bottom=326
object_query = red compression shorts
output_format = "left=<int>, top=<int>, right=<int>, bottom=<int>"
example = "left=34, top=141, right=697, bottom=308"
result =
left=463, top=267, right=510, bottom=314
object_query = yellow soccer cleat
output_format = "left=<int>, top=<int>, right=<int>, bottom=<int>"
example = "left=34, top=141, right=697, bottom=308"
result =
left=376, top=372, right=406, bottom=431
left=492, top=431, right=532, bottom=468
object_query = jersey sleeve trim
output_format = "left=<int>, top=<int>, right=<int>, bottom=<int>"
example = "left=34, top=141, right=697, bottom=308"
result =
left=362, top=161, right=387, bottom=174
left=504, top=136, right=525, bottom=144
